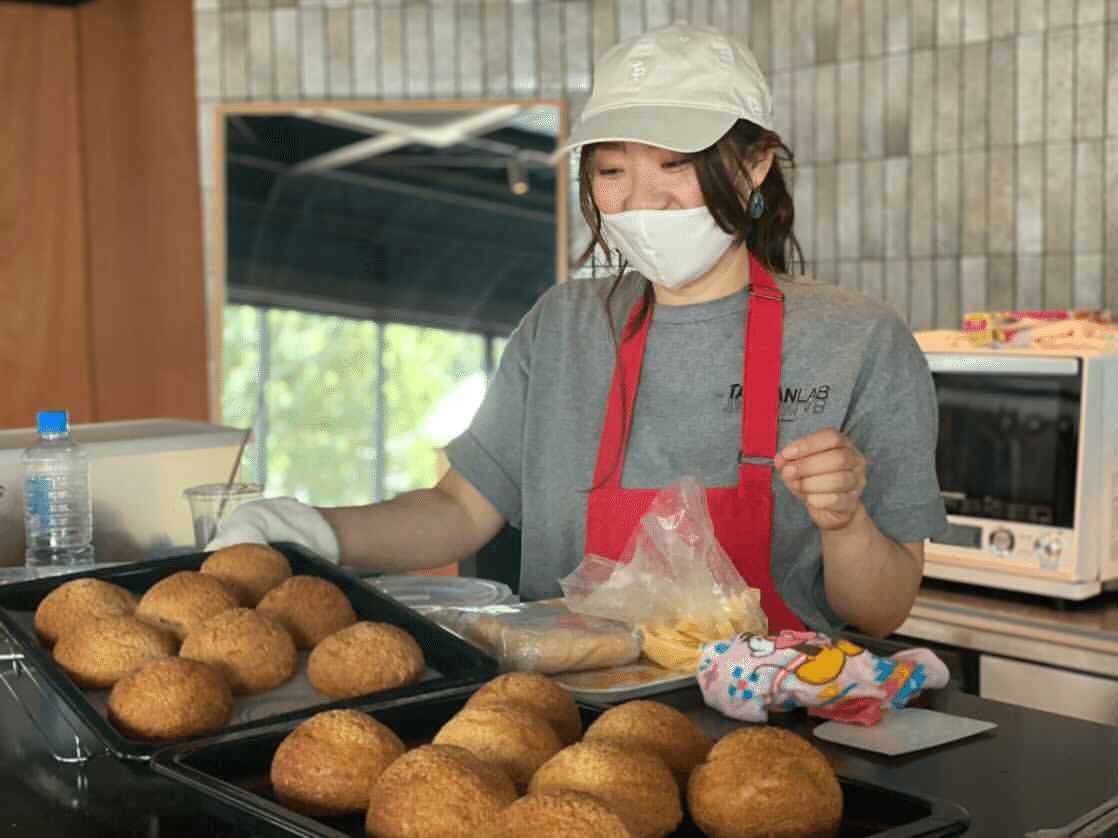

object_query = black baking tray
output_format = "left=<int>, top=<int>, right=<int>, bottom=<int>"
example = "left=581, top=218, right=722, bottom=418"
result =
left=151, top=690, right=970, bottom=838
left=0, top=544, right=498, bottom=761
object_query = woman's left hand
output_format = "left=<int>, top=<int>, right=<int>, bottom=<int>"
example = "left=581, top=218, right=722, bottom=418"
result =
left=773, top=428, right=866, bottom=531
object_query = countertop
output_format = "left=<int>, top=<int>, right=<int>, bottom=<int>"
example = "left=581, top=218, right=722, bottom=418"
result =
left=900, top=578, right=1118, bottom=677
left=1, top=654, right=1115, bottom=838
left=668, top=686, right=1118, bottom=838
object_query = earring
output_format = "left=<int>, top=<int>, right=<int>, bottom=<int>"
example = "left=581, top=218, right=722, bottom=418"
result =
left=748, top=191, right=765, bottom=219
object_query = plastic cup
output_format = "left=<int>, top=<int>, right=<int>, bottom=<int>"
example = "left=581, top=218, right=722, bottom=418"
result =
left=183, top=482, right=263, bottom=548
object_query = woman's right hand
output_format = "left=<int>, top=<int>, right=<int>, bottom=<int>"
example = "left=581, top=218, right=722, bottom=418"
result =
left=773, top=428, right=867, bottom=532
left=206, top=497, right=341, bottom=563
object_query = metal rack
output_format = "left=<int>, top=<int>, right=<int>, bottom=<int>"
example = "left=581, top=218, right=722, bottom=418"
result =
left=0, top=626, right=103, bottom=765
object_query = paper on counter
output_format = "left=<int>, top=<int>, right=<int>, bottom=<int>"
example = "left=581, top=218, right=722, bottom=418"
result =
left=811, top=707, right=996, bottom=756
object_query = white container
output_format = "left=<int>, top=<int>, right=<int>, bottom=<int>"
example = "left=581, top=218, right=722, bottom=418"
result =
left=0, top=418, right=249, bottom=568
left=369, top=575, right=516, bottom=614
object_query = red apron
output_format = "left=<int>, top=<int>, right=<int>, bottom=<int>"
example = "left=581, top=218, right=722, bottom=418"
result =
left=583, top=254, right=803, bottom=633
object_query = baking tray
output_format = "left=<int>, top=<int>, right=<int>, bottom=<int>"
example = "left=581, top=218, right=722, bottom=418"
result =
left=551, top=658, right=695, bottom=702
left=150, top=690, right=971, bottom=838
left=428, top=598, right=694, bottom=700
left=0, top=544, right=498, bottom=761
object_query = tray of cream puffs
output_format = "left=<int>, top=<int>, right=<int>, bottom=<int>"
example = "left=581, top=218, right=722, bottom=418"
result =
left=0, top=543, right=498, bottom=760
left=148, top=673, right=972, bottom=838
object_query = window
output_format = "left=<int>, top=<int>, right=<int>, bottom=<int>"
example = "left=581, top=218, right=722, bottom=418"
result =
left=223, top=305, right=506, bottom=506
left=215, top=103, right=559, bottom=508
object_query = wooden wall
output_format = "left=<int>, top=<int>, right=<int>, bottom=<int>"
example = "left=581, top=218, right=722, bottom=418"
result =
left=0, top=0, right=208, bottom=430
left=0, top=7, right=93, bottom=427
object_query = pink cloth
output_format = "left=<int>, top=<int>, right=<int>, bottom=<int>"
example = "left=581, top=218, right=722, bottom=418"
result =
left=697, top=630, right=950, bottom=726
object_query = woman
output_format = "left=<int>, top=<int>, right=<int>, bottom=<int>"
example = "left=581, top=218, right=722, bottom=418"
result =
left=210, top=23, right=945, bottom=639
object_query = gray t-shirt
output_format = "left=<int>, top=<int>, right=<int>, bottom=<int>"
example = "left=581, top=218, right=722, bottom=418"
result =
left=445, top=272, right=947, bottom=634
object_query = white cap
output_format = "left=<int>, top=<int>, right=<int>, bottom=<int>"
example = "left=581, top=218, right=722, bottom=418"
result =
left=557, top=22, right=774, bottom=157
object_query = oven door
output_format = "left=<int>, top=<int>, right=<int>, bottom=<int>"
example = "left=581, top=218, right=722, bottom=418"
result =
left=923, top=352, right=1090, bottom=596
left=931, top=353, right=1080, bottom=528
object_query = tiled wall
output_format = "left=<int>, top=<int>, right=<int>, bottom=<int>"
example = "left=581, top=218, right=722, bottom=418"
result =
left=193, top=0, right=1118, bottom=331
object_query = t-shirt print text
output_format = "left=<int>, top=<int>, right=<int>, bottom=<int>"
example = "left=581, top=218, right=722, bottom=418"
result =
left=723, top=383, right=832, bottom=421
left=779, top=384, right=831, bottom=421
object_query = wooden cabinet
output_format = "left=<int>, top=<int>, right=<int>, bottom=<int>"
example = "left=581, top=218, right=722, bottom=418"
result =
left=0, top=1, right=207, bottom=430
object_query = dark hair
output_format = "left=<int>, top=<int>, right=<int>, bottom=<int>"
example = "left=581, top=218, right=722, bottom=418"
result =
left=576, top=120, right=803, bottom=340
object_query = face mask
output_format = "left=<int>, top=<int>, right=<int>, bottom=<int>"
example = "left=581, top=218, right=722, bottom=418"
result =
left=599, top=206, right=736, bottom=290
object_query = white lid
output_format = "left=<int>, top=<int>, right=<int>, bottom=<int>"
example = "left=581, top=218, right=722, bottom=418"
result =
left=0, top=418, right=248, bottom=459
left=369, top=575, right=515, bottom=614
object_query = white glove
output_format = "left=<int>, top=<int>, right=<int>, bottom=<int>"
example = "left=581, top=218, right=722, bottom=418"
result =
left=205, top=497, right=341, bottom=564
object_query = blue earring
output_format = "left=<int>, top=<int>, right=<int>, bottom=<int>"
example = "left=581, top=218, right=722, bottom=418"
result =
left=748, top=191, right=765, bottom=219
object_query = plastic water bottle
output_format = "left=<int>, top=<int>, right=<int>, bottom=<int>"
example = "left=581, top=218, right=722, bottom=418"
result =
left=23, top=410, right=95, bottom=569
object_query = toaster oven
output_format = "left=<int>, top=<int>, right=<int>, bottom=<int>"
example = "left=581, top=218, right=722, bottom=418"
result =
left=917, top=337, right=1118, bottom=600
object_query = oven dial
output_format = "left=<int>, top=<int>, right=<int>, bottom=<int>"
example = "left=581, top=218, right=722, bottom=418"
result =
left=1033, top=534, right=1063, bottom=568
left=988, top=528, right=1015, bottom=557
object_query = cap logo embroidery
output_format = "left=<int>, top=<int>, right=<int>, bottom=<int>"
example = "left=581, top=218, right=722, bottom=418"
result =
left=629, top=60, right=647, bottom=82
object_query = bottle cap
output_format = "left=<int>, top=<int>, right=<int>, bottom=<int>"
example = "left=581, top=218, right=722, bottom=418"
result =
left=36, top=410, right=69, bottom=434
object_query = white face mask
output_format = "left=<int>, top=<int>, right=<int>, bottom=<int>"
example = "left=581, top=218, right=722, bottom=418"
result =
left=599, top=206, right=736, bottom=290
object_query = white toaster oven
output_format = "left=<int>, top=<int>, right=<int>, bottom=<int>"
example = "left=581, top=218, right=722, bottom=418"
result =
left=918, top=340, right=1118, bottom=600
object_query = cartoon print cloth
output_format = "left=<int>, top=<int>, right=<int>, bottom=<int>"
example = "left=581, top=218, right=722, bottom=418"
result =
left=697, top=630, right=950, bottom=726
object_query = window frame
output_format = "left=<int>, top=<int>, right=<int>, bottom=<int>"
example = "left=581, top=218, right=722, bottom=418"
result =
left=206, top=97, right=571, bottom=421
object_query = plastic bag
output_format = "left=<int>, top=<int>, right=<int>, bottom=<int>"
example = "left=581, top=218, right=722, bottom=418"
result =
left=560, top=476, right=767, bottom=673
left=427, top=601, right=642, bottom=674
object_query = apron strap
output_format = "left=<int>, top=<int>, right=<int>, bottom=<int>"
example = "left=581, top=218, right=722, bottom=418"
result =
left=592, top=303, right=653, bottom=488
left=738, top=255, right=784, bottom=467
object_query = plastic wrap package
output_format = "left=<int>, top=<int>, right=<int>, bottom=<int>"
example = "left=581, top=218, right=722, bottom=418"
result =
left=560, top=477, right=767, bottom=673
left=697, top=630, right=951, bottom=726
left=427, top=601, right=642, bottom=674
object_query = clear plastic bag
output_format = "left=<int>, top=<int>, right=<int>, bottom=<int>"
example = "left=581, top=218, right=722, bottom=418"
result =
left=427, top=601, right=642, bottom=674
left=559, top=476, right=768, bottom=673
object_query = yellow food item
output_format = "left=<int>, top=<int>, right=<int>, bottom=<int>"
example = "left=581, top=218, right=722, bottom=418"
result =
left=638, top=590, right=767, bottom=673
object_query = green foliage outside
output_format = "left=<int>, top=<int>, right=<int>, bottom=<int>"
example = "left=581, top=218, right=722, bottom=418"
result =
left=222, top=305, right=506, bottom=506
